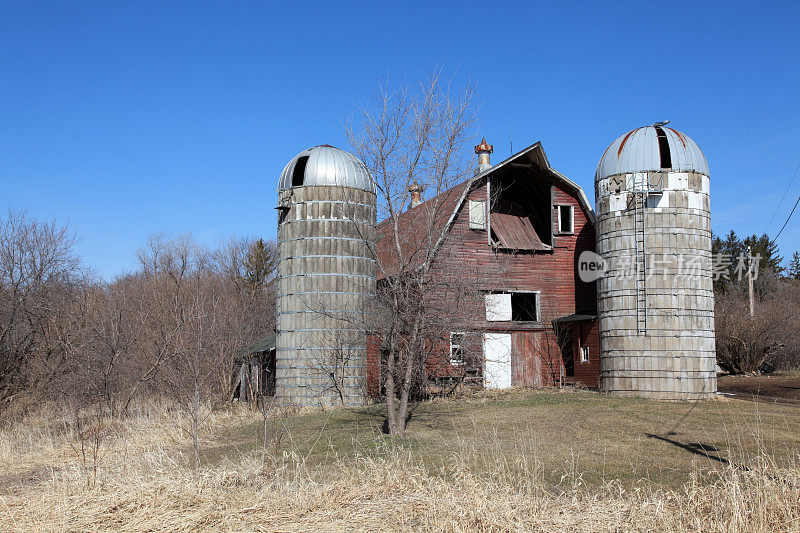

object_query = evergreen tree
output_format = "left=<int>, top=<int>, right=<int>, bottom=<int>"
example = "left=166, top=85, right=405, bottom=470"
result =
left=711, top=232, right=727, bottom=292
left=244, top=238, right=276, bottom=293
left=743, top=233, right=784, bottom=274
left=789, top=251, right=800, bottom=280
left=722, top=230, right=742, bottom=259
left=712, top=230, right=742, bottom=292
left=711, top=233, right=724, bottom=256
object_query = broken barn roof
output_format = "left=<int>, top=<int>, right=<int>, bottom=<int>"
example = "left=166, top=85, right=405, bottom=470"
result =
left=375, top=142, right=595, bottom=279
left=491, top=213, right=549, bottom=251
left=235, top=334, right=276, bottom=361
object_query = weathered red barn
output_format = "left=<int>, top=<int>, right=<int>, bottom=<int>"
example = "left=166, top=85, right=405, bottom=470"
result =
left=366, top=140, right=600, bottom=395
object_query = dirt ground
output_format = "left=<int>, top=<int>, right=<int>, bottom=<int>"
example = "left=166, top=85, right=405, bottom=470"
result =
left=718, top=371, right=800, bottom=404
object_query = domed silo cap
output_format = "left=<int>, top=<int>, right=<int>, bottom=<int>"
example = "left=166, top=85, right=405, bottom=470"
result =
left=595, top=124, right=709, bottom=182
left=279, top=145, right=376, bottom=194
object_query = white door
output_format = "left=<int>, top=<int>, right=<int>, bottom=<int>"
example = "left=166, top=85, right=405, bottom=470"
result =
left=483, top=333, right=512, bottom=389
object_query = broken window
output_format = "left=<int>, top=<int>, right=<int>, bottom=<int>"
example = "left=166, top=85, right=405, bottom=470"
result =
left=485, top=292, right=539, bottom=322
left=511, top=292, right=539, bottom=322
left=450, top=332, right=465, bottom=366
left=291, top=156, right=309, bottom=187
left=468, top=200, right=486, bottom=230
left=557, top=205, right=574, bottom=234
left=580, top=346, right=589, bottom=363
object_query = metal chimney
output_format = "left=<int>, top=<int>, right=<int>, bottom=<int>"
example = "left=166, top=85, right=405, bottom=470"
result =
left=409, top=181, right=423, bottom=208
left=474, top=137, right=493, bottom=175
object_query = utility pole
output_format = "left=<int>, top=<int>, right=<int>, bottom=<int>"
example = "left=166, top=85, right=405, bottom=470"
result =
left=747, top=245, right=755, bottom=317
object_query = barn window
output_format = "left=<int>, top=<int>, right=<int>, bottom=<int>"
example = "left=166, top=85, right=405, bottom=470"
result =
left=485, top=292, right=540, bottom=322
left=580, top=346, right=589, bottom=363
left=450, top=332, right=465, bottom=366
left=468, top=200, right=486, bottom=230
left=511, top=292, right=539, bottom=322
left=291, top=156, right=309, bottom=187
left=557, top=205, right=574, bottom=234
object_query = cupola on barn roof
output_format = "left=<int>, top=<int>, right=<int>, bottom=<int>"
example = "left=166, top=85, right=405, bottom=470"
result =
left=595, top=123, right=709, bottom=182
left=278, top=145, right=376, bottom=194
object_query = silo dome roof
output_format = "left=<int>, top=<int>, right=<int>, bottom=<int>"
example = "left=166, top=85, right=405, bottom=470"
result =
left=279, top=145, right=376, bottom=194
left=595, top=125, right=709, bottom=182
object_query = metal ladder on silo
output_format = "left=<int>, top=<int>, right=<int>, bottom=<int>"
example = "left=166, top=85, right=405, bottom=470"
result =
left=632, top=174, right=648, bottom=335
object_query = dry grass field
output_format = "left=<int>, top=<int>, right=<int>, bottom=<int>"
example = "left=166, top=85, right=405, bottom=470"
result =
left=1, top=389, right=799, bottom=532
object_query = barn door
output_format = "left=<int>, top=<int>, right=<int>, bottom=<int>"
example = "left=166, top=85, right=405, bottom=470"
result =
left=512, top=332, right=543, bottom=388
left=483, top=333, right=512, bottom=389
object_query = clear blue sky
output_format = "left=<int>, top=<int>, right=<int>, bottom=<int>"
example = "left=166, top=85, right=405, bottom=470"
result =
left=2, top=1, right=798, bottom=279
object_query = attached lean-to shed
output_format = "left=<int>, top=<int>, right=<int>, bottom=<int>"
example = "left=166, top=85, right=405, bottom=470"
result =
left=230, top=334, right=276, bottom=402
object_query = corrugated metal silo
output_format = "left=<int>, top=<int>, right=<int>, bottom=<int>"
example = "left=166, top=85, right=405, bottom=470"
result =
left=276, top=145, right=376, bottom=406
left=595, top=124, right=716, bottom=399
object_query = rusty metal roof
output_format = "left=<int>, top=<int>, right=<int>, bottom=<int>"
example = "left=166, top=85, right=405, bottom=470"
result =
left=491, top=213, right=550, bottom=251
left=474, top=137, right=493, bottom=153
left=595, top=125, right=709, bottom=181
left=278, top=145, right=376, bottom=193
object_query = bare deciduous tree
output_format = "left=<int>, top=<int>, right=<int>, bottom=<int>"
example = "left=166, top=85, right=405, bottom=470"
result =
left=0, top=209, right=81, bottom=411
left=0, top=211, right=278, bottom=426
left=345, top=68, right=483, bottom=436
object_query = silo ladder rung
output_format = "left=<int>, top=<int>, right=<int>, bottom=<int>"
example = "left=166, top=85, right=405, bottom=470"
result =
left=633, top=193, right=647, bottom=335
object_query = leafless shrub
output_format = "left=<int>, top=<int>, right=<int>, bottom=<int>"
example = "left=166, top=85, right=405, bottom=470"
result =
left=715, top=271, right=791, bottom=373
left=0, top=209, right=82, bottom=413
left=0, top=208, right=277, bottom=425
left=134, top=234, right=275, bottom=463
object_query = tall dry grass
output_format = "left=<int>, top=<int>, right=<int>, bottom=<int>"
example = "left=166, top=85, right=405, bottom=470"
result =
left=0, top=402, right=798, bottom=532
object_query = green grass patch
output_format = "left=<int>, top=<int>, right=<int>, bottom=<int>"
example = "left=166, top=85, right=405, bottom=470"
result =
left=203, top=389, right=800, bottom=491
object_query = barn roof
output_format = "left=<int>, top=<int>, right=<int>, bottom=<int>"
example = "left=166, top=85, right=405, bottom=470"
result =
left=375, top=142, right=595, bottom=280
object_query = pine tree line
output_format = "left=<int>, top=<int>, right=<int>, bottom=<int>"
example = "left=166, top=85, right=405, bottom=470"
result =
left=710, top=230, right=798, bottom=290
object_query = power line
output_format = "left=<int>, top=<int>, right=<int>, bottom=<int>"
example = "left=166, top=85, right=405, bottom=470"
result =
left=774, top=193, right=800, bottom=241
left=764, top=159, right=800, bottom=233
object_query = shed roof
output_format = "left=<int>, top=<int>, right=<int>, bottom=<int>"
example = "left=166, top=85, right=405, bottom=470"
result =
left=552, top=313, right=598, bottom=323
left=235, top=334, right=276, bottom=361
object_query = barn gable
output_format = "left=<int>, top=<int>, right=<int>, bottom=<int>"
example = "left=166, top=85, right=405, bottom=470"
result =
left=369, top=140, right=601, bottom=394
left=375, top=142, right=595, bottom=280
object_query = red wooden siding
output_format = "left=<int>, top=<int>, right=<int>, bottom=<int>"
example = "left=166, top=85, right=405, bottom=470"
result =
left=367, top=160, right=600, bottom=396
left=574, top=319, right=600, bottom=387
